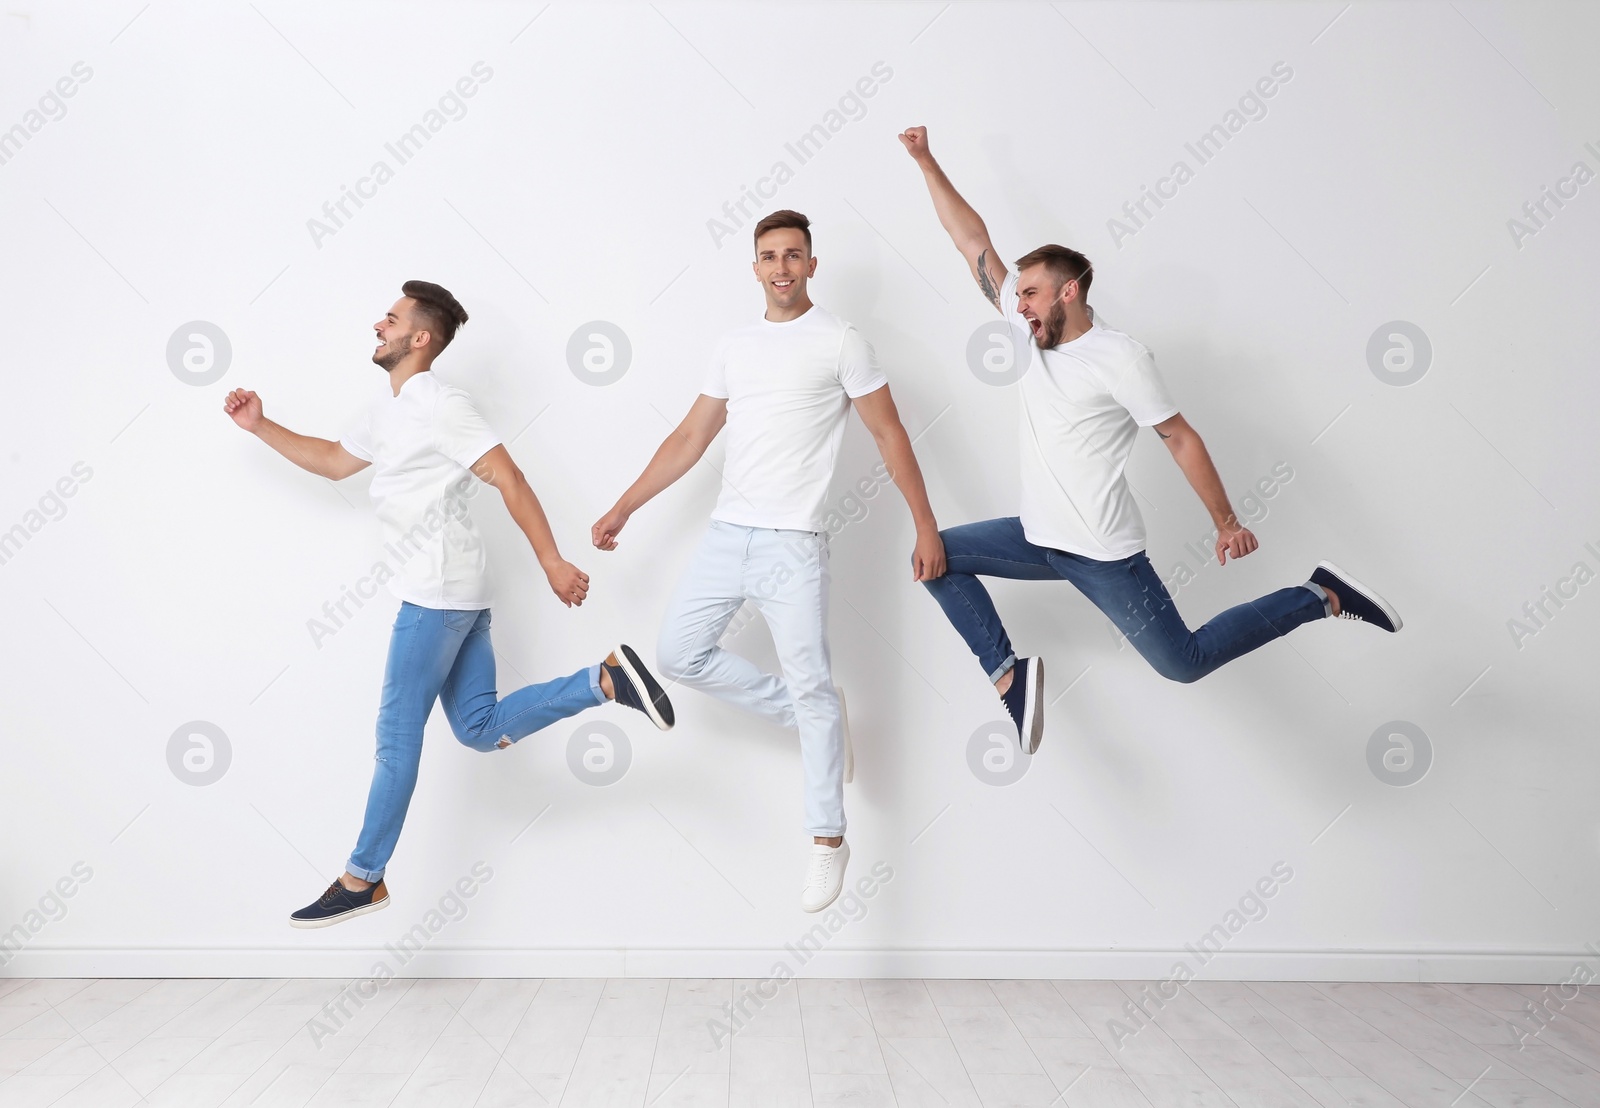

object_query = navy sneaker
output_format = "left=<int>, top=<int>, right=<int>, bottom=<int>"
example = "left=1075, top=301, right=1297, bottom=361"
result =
left=1309, top=562, right=1402, bottom=632
left=1000, top=656, right=1045, bottom=755
left=290, top=877, right=389, bottom=929
left=603, top=644, right=675, bottom=730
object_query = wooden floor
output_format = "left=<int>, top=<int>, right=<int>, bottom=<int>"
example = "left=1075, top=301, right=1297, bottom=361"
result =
left=0, top=976, right=1595, bottom=1107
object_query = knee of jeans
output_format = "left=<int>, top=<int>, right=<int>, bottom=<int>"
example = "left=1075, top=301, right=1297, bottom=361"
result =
left=1151, top=657, right=1202, bottom=684
left=656, top=634, right=702, bottom=683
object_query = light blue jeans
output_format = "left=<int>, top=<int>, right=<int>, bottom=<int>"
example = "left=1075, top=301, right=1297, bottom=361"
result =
left=656, top=520, right=845, bottom=838
left=346, top=602, right=604, bottom=881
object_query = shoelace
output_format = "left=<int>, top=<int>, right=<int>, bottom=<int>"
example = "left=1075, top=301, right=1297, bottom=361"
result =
left=806, top=851, right=836, bottom=889
left=1336, top=611, right=1365, bottom=621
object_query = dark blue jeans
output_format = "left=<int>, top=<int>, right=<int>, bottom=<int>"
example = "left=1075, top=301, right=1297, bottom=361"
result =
left=922, top=517, right=1325, bottom=684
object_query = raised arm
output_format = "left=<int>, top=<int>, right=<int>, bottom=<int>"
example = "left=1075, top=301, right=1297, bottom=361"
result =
left=592, top=393, right=728, bottom=550
left=224, top=388, right=369, bottom=480
left=898, top=126, right=1008, bottom=313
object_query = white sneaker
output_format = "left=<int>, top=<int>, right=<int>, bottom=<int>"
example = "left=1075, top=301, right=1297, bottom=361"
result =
left=837, top=685, right=854, bottom=785
left=801, top=839, right=850, bottom=913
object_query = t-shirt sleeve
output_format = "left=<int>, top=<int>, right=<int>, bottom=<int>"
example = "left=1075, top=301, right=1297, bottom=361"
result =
left=434, top=389, right=503, bottom=470
left=837, top=325, right=889, bottom=398
left=1112, top=347, right=1180, bottom=427
left=339, top=404, right=374, bottom=462
left=701, top=336, right=731, bottom=399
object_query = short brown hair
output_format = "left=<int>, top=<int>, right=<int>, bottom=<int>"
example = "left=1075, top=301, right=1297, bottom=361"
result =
left=1014, top=245, right=1093, bottom=300
left=753, top=209, right=811, bottom=254
left=401, top=280, right=469, bottom=350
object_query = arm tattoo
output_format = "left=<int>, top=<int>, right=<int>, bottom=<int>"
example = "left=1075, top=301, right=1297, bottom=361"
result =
left=976, top=249, right=1001, bottom=309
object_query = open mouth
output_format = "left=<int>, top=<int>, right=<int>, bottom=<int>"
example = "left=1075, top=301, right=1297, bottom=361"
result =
left=1026, top=316, right=1043, bottom=338
left=773, top=279, right=795, bottom=291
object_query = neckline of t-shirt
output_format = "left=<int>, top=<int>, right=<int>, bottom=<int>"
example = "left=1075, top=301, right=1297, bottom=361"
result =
left=760, top=305, right=820, bottom=327
left=389, top=370, right=436, bottom=400
left=1040, top=320, right=1102, bottom=352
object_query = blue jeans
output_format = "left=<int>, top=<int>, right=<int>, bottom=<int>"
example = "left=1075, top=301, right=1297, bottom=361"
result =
left=921, top=517, right=1326, bottom=685
left=346, top=602, right=605, bottom=881
left=656, top=521, right=845, bottom=838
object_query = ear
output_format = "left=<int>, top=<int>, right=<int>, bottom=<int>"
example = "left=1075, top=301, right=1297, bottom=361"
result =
left=807, top=255, right=818, bottom=276
left=1060, top=279, right=1079, bottom=305
left=411, top=329, right=433, bottom=351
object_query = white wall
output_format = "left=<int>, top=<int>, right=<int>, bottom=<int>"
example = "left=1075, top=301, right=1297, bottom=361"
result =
left=2, top=0, right=1597, bottom=981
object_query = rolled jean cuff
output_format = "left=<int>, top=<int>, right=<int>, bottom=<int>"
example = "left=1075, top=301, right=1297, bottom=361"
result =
left=1300, top=581, right=1332, bottom=617
left=344, top=861, right=384, bottom=883
left=587, top=663, right=605, bottom=702
left=807, top=827, right=845, bottom=838
left=987, top=653, right=1017, bottom=685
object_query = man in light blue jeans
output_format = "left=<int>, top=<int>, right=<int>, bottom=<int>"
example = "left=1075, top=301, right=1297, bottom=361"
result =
left=226, top=280, right=674, bottom=928
left=593, top=211, right=946, bottom=913
left=654, top=523, right=839, bottom=836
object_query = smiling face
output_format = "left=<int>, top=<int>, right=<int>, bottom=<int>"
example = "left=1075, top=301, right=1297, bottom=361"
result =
left=372, top=297, right=423, bottom=371
left=753, top=227, right=816, bottom=313
left=1015, top=264, right=1079, bottom=349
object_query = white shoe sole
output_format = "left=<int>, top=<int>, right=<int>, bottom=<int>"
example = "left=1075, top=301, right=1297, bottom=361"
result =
left=289, top=894, right=389, bottom=929
left=837, top=686, right=854, bottom=785
left=802, top=841, right=850, bottom=914
left=1316, top=561, right=1403, bottom=632
left=614, top=644, right=673, bottom=730
left=1021, top=656, right=1044, bottom=755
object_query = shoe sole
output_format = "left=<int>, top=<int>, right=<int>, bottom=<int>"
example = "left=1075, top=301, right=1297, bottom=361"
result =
left=289, top=894, right=390, bottom=929
left=1021, top=656, right=1044, bottom=756
left=617, top=644, right=675, bottom=730
left=802, top=843, right=850, bottom=913
left=837, top=686, right=854, bottom=785
left=1316, top=561, right=1403, bottom=632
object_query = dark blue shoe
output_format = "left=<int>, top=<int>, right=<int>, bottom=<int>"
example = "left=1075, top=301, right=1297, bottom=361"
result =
left=1000, top=656, right=1044, bottom=755
left=604, top=644, right=675, bottom=730
left=1310, top=562, right=1402, bottom=632
left=290, top=878, right=389, bottom=929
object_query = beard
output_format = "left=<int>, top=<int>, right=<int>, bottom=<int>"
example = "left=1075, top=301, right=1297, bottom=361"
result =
left=1034, top=301, right=1068, bottom=348
left=372, top=335, right=410, bottom=371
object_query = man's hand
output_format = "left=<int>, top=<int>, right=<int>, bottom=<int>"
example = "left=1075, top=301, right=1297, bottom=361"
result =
left=544, top=559, right=590, bottom=607
left=224, top=388, right=263, bottom=432
left=1214, top=525, right=1259, bottom=566
left=898, top=125, right=931, bottom=163
left=591, top=505, right=630, bottom=551
left=912, top=527, right=946, bottom=582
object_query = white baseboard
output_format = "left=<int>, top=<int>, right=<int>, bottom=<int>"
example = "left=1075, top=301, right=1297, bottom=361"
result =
left=2, top=946, right=1594, bottom=983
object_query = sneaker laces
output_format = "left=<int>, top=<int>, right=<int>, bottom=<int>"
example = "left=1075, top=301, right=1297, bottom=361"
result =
left=1336, top=611, right=1364, bottom=621
left=806, top=849, right=837, bottom=890
left=317, top=881, right=347, bottom=905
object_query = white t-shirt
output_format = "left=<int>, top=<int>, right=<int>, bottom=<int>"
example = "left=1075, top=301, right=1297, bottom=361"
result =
left=701, top=305, right=888, bottom=532
left=1000, top=271, right=1180, bottom=560
left=340, top=371, right=503, bottom=610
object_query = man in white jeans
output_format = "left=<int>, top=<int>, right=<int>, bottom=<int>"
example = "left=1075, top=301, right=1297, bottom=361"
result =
left=592, top=210, right=945, bottom=912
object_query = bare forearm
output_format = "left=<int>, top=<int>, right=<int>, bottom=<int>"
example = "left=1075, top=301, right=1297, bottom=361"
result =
left=501, top=477, right=563, bottom=568
left=876, top=429, right=938, bottom=533
left=1172, top=439, right=1238, bottom=529
left=616, top=435, right=706, bottom=515
left=915, top=155, right=990, bottom=251
left=254, top=418, right=342, bottom=479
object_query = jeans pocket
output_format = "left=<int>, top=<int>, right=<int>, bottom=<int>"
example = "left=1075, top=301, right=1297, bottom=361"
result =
left=444, top=608, right=479, bottom=632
